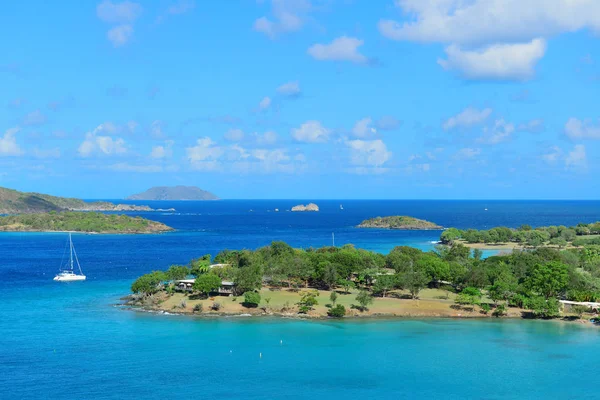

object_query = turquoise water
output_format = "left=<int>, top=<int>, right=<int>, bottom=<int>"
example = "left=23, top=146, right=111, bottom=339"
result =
left=1, top=200, right=599, bottom=399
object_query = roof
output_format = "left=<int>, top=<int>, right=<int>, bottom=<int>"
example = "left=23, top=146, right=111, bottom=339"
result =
left=559, top=300, right=600, bottom=307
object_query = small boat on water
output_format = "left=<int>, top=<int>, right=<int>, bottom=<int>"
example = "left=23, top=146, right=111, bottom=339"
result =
left=340, top=204, right=344, bottom=210
left=54, top=233, right=86, bottom=282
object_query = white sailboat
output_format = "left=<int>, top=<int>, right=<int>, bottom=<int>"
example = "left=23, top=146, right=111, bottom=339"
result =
left=53, top=233, right=86, bottom=282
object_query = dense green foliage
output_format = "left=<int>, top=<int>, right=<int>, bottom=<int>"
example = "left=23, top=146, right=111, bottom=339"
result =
left=133, top=238, right=600, bottom=319
left=328, top=304, right=346, bottom=318
left=165, top=265, right=189, bottom=280
left=243, top=291, right=261, bottom=308
left=440, top=222, right=600, bottom=247
left=359, top=216, right=442, bottom=229
left=0, top=211, right=171, bottom=233
left=131, top=271, right=167, bottom=294
left=193, top=273, right=222, bottom=295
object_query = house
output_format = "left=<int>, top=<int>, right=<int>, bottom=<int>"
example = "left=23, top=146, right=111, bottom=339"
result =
left=559, top=300, right=600, bottom=313
left=174, top=279, right=235, bottom=295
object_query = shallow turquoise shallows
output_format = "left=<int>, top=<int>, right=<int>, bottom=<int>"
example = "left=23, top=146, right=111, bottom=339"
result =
left=1, top=200, right=599, bottom=399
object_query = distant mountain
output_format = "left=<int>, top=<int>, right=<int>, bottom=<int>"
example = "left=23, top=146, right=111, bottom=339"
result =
left=126, top=186, right=219, bottom=201
left=0, top=187, right=152, bottom=214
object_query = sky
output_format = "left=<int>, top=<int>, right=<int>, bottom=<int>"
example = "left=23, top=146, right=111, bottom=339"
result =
left=1, top=0, right=599, bottom=200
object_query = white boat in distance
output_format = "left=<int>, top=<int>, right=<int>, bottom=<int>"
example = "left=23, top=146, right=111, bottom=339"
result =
left=54, top=233, right=86, bottom=282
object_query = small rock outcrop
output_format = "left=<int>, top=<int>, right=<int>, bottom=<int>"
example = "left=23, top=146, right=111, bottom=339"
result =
left=291, top=203, right=319, bottom=212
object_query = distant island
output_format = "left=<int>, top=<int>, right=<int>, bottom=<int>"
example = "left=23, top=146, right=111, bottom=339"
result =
left=126, top=186, right=219, bottom=201
left=358, top=216, right=442, bottom=230
left=0, top=212, right=173, bottom=234
left=0, top=187, right=155, bottom=214
left=291, top=203, right=319, bottom=212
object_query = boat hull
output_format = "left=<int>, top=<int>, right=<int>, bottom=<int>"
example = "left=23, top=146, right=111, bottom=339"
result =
left=53, top=274, right=86, bottom=282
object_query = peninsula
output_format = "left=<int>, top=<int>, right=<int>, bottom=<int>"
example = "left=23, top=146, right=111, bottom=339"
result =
left=358, top=216, right=442, bottom=230
left=0, top=187, right=154, bottom=214
left=125, top=240, right=598, bottom=322
left=0, top=212, right=173, bottom=234
left=291, top=203, right=319, bottom=212
left=126, top=186, right=219, bottom=201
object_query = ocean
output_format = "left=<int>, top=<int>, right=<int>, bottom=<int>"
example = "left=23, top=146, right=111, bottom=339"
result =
left=1, top=200, right=599, bottom=399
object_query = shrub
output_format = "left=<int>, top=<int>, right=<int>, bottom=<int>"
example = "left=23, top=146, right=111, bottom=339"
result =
left=328, top=304, right=346, bottom=318
left=493, top=304, right=506, bottom=317
left=355, top=290, right=373, bottom=312
left=571, top=305, right=591, bottom=318
left=193, top=303, right=203, bottom=313
left=480, top=303, right=491, bottom=314
left=211, top=302, right=222, bottom=311
left=243, top=291, right=261, bottom=308
left=178, top=299, right=187, bottom=309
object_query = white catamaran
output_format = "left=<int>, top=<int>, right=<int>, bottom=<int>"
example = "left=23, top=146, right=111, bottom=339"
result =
left=53, top=233, right=86, bottom=282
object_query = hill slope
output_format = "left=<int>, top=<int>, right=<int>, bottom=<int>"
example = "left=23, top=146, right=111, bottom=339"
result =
left=126, top=186, right=219, bottom=200
left=0, top=187, right=151, bottom=214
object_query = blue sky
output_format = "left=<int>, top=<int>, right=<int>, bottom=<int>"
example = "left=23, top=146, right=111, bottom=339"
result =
left=1, top=0, right=599, bottom=199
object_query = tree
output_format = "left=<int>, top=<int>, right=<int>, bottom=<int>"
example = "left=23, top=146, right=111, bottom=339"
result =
left=329, top=291, right=338, bottom=306
left=190, top=254, right=211, bottom=276
left=526, top=296, right=560, bottom=319
left=372, top=274, right=397, bottom=298
left=193, top=273, right=222, bottom=296
left=526, top=261, right=569, bottom=299
left=297, top=290, right=319, bottom=313
left=455, top=287, right=482, bottom=309
left=440, top=228, right=461, bottom=244
left=355, top=290, right=373, bottom=312
left=472, top=249, right=483, bottom=261
left=323, top=262, right=338, bottom=289
left=131, top=271, right=166, bottom=295
left=400, top=268, right=430, bottom=299
left=340, top=279, right=354, bottom=294
left=488, top=269, right=518, bottom=304
left=233, top=264, right=263, bottom=295
left=493, top=304, right=507, bottom=317
left=165, top=265, right=189, bottom=281
left=243, top=291, right=261, bottom=308
left=328, top=304, right=346, bottom=318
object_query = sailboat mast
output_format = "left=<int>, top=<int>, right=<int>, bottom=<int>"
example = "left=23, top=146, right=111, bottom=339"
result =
left=69, top=233, right=74, bottom=271
left=332, top=232, right=335, bottom=247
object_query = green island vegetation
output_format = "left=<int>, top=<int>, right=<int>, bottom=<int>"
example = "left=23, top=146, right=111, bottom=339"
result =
left=358, top=216, right=442, bottom=230
left=0, top=186, right=151, bottom=214
left=440, top=222, right=600, bottom=248
left=0, top=211, right=173, bottom=233
left=127, top=240, right=600, bottom=321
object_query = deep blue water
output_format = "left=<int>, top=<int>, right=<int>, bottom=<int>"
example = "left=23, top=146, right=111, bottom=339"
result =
left=1, top=200, right=599, bottom=399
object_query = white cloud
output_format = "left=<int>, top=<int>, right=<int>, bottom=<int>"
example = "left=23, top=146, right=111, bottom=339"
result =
left=258, top=96, right=272, bottom=111
left=352, top=117, right=376, bottom=138
left=23, top=110, right=47, bottom=126
left=186, top=137, right=224, bottom=171
left=97, top=1, right=142, bottom=23
left=542, top=146, right=562, bottom=163
left=255, top=131, right=278, bottom=145
left=97, top=1, right=141, bottom=47
left=277, top=81, right=301, bottom=97
left=478, top=119, right=515, bottom=144
left=565, top=144, right=587, bottom=170
left=346, top=139, right=391, bottom=168
left=454, top=148, right=481, bottom=160
left=443, top=107, right=492, bottom=130
left=108, top=163, right=162, bottom=173
left=150, top=140, right=174, bottom=159
left=32, top=148, right=61, bottom=159
left=518, top=119, right=545, bottom=133
left=291, top=120, right=330, bottom=143
left=168, top=0, right=195, bottom=15
left=78, top=124, right=127, bottom=157
left=253, top=0, right=311, bottom=39
left=564, top=118, right=600, bottom=140
left=224, top=128, right=244, bottom=142
left=307, top=36, right=367, bottom=64
left=377, top=0, right=600, bottom=46
left=374, top=116, right=401, bottom=131
left=438, top=39, right=546, bottom=81
left=107, top=25, right=134, bottom=47
left=0, top=127, right=23, bottom=156
left=150, top=120, right=165, bottom=138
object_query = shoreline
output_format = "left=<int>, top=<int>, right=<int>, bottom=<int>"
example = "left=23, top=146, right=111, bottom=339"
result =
left=121, top=288, right=598, bottom=325
left=0, top=229, right=174, bottom=235
left=120, top=302, right=599, bottom=327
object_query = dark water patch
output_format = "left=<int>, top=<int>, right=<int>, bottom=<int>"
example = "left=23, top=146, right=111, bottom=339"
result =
left=546, top=353, right=574, bottom=360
